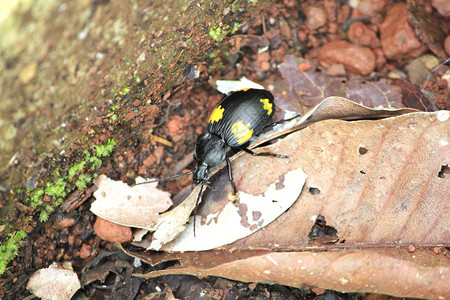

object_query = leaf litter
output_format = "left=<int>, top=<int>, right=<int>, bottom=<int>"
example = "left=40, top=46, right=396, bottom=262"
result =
left=118, top=107, right=448, bottom=299
left=90, top=71, right=448, bottom=299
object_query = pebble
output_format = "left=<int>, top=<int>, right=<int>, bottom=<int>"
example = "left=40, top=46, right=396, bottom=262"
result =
left=319, top=41, right=375, bottom=75
left=305, top=6, right=327, bottom=30
left=357, top=0, right=386, bottom=16
left=379, top=3, right=427, bottom=59
left=93, top=217, right=132, bottom=243
left=347, top=21, right=381, bottom=49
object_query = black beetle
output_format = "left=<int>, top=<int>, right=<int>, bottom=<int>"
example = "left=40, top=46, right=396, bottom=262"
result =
left=135, top=88, right=287, bottom=234
left=192, top=88, right=286, bottom=194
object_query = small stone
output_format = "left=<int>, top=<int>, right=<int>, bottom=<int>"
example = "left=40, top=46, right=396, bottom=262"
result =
left=325, top=64, right=346, bottom=76
left=379, top=3, right=428, bottom=59
left=297, top=62, right=312, bottom=72
left=55, top=217, right=76, bottom=228
left=94, top=217, right=132, bottom=243
left=387, top=69, right=407, bottom=80
left=406, top=58, right=430, bottom=85
left=260, top=61, right=271, bottom=71
left=444, top=35, right=450, bottom=56
left=305, top=6, right=328, bottom=30
left=357, top=0, right=386, bottom=15
left=347, top=21, right=381, bottom=49
left=79, top=243, right=91, bottom=259
left=154, top=145, right=164, bottom=164
left=432, top=0, right=450, bottom=17
left=319, top=41, right=375, bottom=75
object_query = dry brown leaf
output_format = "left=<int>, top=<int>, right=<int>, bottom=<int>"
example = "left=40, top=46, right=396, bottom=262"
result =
left=229, top=111, right=449, bottom=248
left=253, top=95, right=418, bottom=154
left=136, top=250, right=449, bottom=299
left=91, top=175, right=172, bottom=229
left=133, top=110, right=449, bottom=298
left=26, top=262, right=81, bottom=300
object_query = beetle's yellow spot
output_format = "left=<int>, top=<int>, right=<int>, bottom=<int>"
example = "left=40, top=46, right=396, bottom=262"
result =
left=209, top=105, right=225, bottom=124
left=231, top=120, right=253, bottom=144
left=237, top=88, right=250, bottom=92
left=260, top=98, right=272, bottom=115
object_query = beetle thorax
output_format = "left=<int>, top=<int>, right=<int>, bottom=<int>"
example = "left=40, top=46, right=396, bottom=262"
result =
left=193, top=133, right=226, bottom=183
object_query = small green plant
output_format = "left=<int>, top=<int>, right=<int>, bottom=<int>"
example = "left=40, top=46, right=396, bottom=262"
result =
left=75, top=173, right=92, bottom=190
left=209, top=25, right=230, bottom=43
left=68, top=161, right=86, bottom=179
left=231, top=22, right=239, bottom=34
left=45, top=177, right=68, bottom=202
left=39, top=206, right=54, bottom=222
left=0, top=230, right=27, bottom=275
left=94, top=139, right=116, bottom=157
left=89, top=156, right=102, bottom=169
left=27, top=188, right=44, bottom=208
left=24, top=138, right=117, bottom=223
left=119, top=86, right=130, bottom=95
left=109, top=114, right=118, bottom=123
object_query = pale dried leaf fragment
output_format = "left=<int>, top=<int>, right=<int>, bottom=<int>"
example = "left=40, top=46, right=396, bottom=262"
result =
left=156, top=168, right=307, bottom=252
left=91, top=175, right=172, bottom=229
left=26, top=262, right=81, bottom=300
left=148, top=184, right=202, bottom=250
left=215, top=76, right=265, bottom=94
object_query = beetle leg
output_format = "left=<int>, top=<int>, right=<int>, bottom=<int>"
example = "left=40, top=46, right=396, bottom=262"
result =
left=225, top=156, right=237, bottom=195
left=240, top=146, right=288, bottom=159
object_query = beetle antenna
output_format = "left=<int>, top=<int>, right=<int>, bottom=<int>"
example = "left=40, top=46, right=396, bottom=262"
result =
left=131, top=171, right=193, bottom=187
left=193, top=183, right=205, bottom=237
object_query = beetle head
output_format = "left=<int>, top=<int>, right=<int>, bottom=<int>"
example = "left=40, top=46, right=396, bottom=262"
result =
left=193, top=133, right=226, bottom=183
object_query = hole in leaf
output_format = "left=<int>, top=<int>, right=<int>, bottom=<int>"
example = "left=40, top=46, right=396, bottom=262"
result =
left=438, top=164, right=449, bottom=178
left=309, top=187, right=320, bottom=195
left=308, top=214, right=338, bottom=244
left=359, top=147, right=368, bottom=155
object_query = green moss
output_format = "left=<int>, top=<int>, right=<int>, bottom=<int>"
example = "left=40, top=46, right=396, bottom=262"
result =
left=119, top=86, right=130, bottom=95
left=89, top=156, right=102, bottom=169
left=68, top=160, right=86, bottom=179
left=0, top=230, right=27, bottom=275
left=209, top=24, right=230, bottom=43
left=109, top=114, right=118, bottom=123
left=29, top=138, right=116, bottom=219
left=75, top=173, right=92, bottom=190
left=26, top=188, right=44, bottom=208
left=94, top=139, right=116, bottom=157
left=45, top=177, right=68, bottom=201
left=231, top=22, right=239, bottom=35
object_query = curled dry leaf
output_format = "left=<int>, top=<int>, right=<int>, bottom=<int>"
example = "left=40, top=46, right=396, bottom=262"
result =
left=255, top=95, right=418, bottom=151
left=137, top=250, right=449, bottom=299
left=26, top=262, right=81, bottom=300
